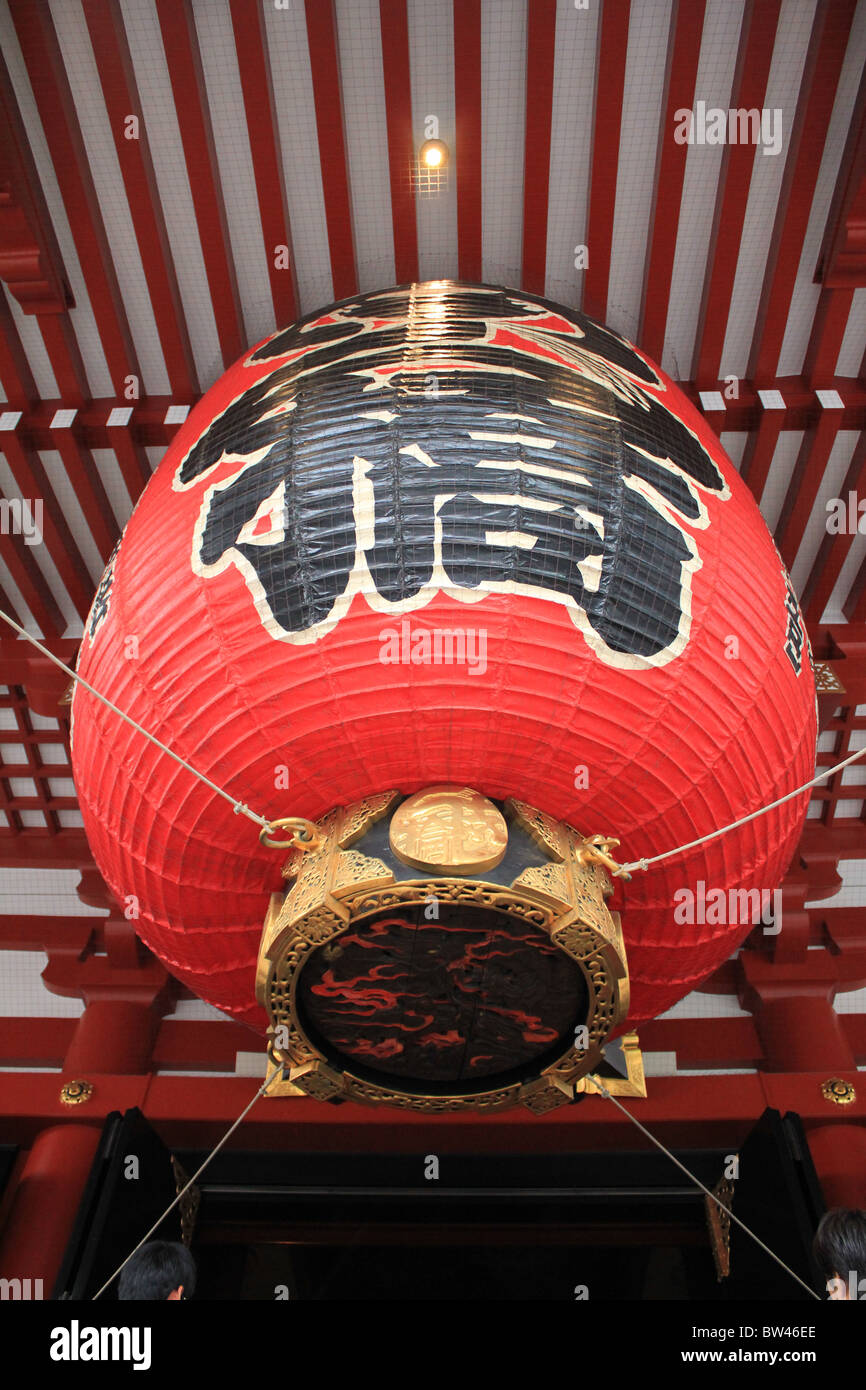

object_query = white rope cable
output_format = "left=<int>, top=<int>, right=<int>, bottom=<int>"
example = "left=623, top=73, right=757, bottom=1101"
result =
left=0, top=608, right=269, bottom=829
left=618, top=741, right=866, bottom=876
left=586, top=1073, right=821, bottom=1299
left=91, top=1063, right=283, bottom=1300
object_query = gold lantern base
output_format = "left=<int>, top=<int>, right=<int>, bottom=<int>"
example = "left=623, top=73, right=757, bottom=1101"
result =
left=256, top=787, right=631, bottom=1114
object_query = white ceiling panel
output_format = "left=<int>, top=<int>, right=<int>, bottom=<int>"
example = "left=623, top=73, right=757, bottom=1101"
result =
left=334, top=0, right=396, bottom=295
left=789, top=428, right=858, bottom=593
left=719, top=0, right=818, bottom=378
left=0, top=561, right=39, bottom=636
left=90, top=448, right=135, bottom=531
left=192, top=0, right=273, bottom=349
left=48, top=0, right=169, bottom=394
left=481, top=0, right=527, bottom=289
left=605, top=0, right=673, bottom=341
left=759, top=429, right=804, bottom=533
left=834, top=285, right=866, bottom=376
left=719, top=431, right=747, bottom=472
left=0, top=452, right=81, bottom=634
left=264, top=0, right=335, bottom=317
left=36, top=449, right=106, bottom=585
left=544, top=0, right=600, bottom=310
left=408, top=0, right=458, bottom=281
left=777, top=0, right=866, bottom=375
left=0, top=0, right=114, bottom=398
left=823, top=530, right=866, bottom=623
left=1, top=287, right=57, bottom=400
left=0, top=950, right=83, bottom=1017
left=663, top=0, right=744, bottom=380
left=120, top=0, right=223, bottom=390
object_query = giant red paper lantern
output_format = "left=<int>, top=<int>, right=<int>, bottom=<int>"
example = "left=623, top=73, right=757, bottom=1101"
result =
left=71, top=282, right=816, bottom=1056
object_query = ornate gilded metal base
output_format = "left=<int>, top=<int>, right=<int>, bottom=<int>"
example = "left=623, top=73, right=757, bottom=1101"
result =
left=577, top=1033, right=646, bottom=1098
left=705, top=1175, right=735, bottom=1281
left=256, top=787, right=630, bottom=1114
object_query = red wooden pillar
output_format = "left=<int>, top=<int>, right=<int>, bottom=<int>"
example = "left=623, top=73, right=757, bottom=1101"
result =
left=807, top=1124, right=866, bottom=1208
left=0, top=1124, right=100, bottom=1293
left=741, top=957, right=857, bottom=1073
left=63, top=998, right=161, bottom=1075
left=752, top=992, right=854, bottom=1072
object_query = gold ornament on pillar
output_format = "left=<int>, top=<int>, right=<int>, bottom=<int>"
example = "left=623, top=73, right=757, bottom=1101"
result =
left=59, top=1079, right=94, bottom=1105
left=820, top=1078, right=856, bottom=1105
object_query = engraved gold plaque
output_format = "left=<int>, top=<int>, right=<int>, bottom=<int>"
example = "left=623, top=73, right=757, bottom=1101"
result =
left=389, top=784, right=508, bottom=873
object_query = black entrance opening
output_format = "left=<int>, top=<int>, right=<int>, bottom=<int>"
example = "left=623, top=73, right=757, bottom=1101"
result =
left=53, top=1107, right=826, bottom=1301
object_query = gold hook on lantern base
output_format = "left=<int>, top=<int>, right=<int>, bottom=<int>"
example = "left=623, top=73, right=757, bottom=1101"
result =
left=574, top=834, right=631, bottom=880
left=259, top=816, right=324, bottom=852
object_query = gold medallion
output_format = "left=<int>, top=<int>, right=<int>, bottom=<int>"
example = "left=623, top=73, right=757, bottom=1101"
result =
left=389, top=785, right=508, bottom=874
left=60, top=1079, right=94, bottom=1105
left=821, top=1077, right=856, bottom=1105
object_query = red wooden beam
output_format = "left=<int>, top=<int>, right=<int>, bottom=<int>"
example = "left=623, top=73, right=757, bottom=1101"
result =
left=0, top=581, right=23, bottom=631
left=304, top=0, right=357, bottom=301
left=774, top=402, right=843, bottom=568
left=2, top=1067, right=861, bottom=1154
left=155, top=0, right=245, bottom=372
left=0, top=1017, right=75, bottom=1065
left=803, top=431, right=866, bottom=621
left=106, top=419, right=151, bottom=503
left=691, top=0, right=781, bottom=386
left=0, top=636, right=79, bottom=681
left=0, top=917, right=94, bottom=954
left=11, top=691, right=62, bottom=832
left=0, top=41, right=89, bottom=402
left=8, top=0, right=141, bottom=395
left=35, top=313, right=89, bottom=403
left=687, top=374, right=866, bottom=429
left=47, top=422, right=119, bottom=564
left=583, top=0, right=631, bottom=322
left=844, top=556, right=866, bottom=623
left=0, top=44, right=71, bottom=318
left=0, top=829, right=92, bottom=865
left=0, top=294, right=37, bottom=407
left=0, top=768, right=22, bottom=833
left=803, top=287, right=855, bottom=385
left=0, top=517, right=64, bottom=639
left=0, top=427, right=96, bottom=620
left=453, top=0, right=483, bottom=283
left=378, top=0, right=418, bottom=284
left=154, top=1018, right=259, bottom=1071
left=814, top=59, right=866, bottom=289
left=1, top=376, right=863, bottom=453
left=747, top=0, right=858, bottom=384
left=81, top=0, right=198, bottom=398
left=639, top=1016, right=761, bottom=1068
left=229, top=0, right=299, bottom=327
left=14, top=1008, right=863, bottom=1074
left=737, top=399, right=784, bottom=502
left=638, top=0, right=706, bottom=362
left=521, top=0, right=557, bottom=296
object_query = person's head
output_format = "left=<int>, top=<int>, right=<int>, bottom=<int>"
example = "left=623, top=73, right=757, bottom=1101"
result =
left=812, top=1208, right=866, bottom=1300
left=117, top=1240, right=197, bottom=1301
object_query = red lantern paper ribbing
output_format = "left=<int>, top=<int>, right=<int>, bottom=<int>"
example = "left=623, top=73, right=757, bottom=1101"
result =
left=71, top=282, right=816, bottom=1094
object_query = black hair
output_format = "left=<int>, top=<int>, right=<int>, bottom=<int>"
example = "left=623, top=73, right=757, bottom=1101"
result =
left=117, top=1240, right=197, bottom=1301
left=812, top=1209, right=866, bottom=1286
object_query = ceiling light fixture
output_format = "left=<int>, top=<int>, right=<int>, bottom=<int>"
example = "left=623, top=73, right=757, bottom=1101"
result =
left=419, top=138, right=448, bottom=169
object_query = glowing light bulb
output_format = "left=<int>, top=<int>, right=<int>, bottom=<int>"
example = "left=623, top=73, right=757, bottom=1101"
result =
left=419, top=139, right=448, bottom=170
